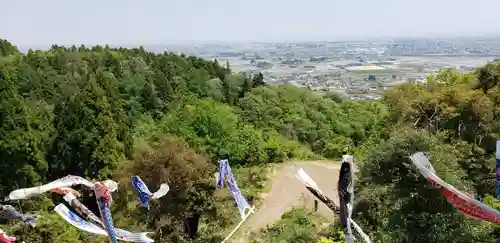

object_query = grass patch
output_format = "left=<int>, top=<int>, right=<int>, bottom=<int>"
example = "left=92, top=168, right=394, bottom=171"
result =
left=247, top=207, right=329, bottom=243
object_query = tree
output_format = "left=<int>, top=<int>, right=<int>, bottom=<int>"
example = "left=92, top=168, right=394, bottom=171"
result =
left=0, top=39, right=20, bottom=56
left=49, top=71, right=128, bottom=179
left=476, top=62, right=500, bottom=94
left=5, top=38, right=500, bottom=242
left=355, top=128, right=492, bottom=243
left=114, top=137, right=216, bottom=242
left=252, top=73, right=265, bottom=87
left=0, top=61, right=54, bottom=194
left=324, top=92, right=344, bottom=103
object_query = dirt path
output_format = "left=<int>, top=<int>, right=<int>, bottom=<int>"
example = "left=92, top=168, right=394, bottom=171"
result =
left=232, top=160, right=342, bottom=242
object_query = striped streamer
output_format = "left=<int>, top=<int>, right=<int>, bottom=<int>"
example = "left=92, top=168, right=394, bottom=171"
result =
left=496, top=141, right=500, bottom=199
left=410, top=152, right=500, bottom=224
left=217, top=160, right=252, bottom=219
left=217, top=159, right=254, bottom=243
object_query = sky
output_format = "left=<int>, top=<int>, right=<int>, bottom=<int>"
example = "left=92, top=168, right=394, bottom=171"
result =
left=1, top=0, right=500, bottom=46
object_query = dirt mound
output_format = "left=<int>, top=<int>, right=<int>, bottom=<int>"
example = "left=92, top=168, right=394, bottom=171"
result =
left=232, top=161, right=341, bottom=242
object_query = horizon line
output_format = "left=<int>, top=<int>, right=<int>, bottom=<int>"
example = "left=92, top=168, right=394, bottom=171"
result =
left=11, top=33, right=500, bottom=49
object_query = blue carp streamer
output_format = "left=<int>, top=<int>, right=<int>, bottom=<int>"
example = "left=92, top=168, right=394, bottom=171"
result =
left=131, top=175, right=170, bottom=211
left=217, top=159, right=252, bottom=219
left=94, top=182, right=118, bottom=243
left=496, top=141, right=500, bottom=199
left=97, top=196, right=118, bottom=243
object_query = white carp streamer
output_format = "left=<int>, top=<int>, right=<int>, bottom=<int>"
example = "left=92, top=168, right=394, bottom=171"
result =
left=54, top=204, right=154, bottom=243
left=50, top=187, right=81, bottom=197
left=350, top=219, right=372, bottom=243
left=62, top=192, right=154, bottom=242
left=410, top=152, right=500, bottom=224
left=7, top=175, right=117, bottom=200
left=296, top=168, right=324, bottom=194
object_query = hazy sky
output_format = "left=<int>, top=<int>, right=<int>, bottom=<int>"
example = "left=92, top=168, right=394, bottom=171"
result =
left=2, top=0, right=499, bottom=45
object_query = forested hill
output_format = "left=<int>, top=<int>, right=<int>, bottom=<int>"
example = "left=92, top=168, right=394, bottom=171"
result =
left=1, top=38, right=500, bottom=242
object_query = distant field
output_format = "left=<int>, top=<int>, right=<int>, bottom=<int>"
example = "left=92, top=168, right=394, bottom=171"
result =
left=348, top=71, right=400, bottom=76
left=380, top=65, right=400, bottom=69
left=345, top=65, right=387, bottom=71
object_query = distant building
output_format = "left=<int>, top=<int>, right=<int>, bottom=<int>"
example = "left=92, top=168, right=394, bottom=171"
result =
left=408, top=77, right=427, bottom=84
left=309, top=56, right=328, bottom=62
left=346, top=62, right=363, bottom=67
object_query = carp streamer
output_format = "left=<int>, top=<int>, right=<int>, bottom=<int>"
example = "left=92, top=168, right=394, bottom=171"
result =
left=296, top=164, right=372, bottom=243
left=496, top=141, right=500, bottom=199
left=338, top=156, right=355, bottom=243
left=93, top=182, right=118, bottom=243
left=410, top=152, right=500, bottom=224
left=0, top=229, right=17, bottom=243
left=7, top=175, right=117, bottom=200
left=54, top=202, right=153, bottom=243
left=217, top=159, right=255, bottom=243
left=295, top=168, right=339, bottom=212
left=50, top=187, right=81, bottom=197
left=0, top=205, right=37, bottom=228
left=131, top=175, right=170, bottom=210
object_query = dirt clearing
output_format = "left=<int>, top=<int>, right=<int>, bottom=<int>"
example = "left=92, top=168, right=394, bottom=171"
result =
left=231, top=161, right=341, bottom=242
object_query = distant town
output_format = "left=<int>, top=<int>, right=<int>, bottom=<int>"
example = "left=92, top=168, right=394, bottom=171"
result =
left=139, top=37, right=500, bottom=100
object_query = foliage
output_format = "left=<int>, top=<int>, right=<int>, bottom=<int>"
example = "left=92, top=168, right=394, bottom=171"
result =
left=353, top=64, right=500, bottom=243
left=137, top=99, right=316, bottom=165
left=1, top=38, right=500, bottom=242
left=355, top=128, right=481, bottom=243
left=0, top=39, right=19, bottom=56
left=113, top=136, right=216, bottom=242
left=0, top=197, right=95, bottom=242
left=237, top=85, right=388, bottom=156
left=248, top=208, right=326, bottom=243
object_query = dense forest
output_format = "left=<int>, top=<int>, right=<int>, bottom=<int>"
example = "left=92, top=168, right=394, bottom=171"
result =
left=1, top=38, right=500, bottom=242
